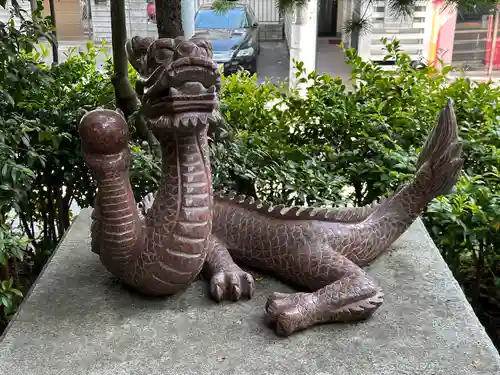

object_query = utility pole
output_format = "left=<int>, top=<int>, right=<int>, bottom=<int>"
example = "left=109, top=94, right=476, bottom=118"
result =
left=48, top=0, right=59, bottom=65
left=181, top=0, right=195, bottom=39
left=288, top=1, right=317, bottom=93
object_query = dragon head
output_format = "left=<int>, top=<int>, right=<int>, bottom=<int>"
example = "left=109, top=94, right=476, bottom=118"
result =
left=126, top=36, right=222, bottom=135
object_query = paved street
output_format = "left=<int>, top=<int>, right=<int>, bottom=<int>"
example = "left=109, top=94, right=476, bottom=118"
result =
left=256, top=41, right=289, bottom=84
left=42, top=40, right=289, bottom=85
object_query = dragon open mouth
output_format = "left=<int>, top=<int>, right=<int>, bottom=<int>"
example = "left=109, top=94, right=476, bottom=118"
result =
left=140, top=57, right=222, bottom=131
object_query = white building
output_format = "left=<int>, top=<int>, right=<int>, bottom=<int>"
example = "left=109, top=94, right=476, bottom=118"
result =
left=284, top=0, right=437, bottom=86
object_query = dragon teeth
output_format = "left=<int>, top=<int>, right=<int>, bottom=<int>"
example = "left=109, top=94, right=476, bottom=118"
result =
left=146, top=109, right=219, bottom=129
left=180, top=116, right=189, bottom=127
left=182, top=82, right=206, bottom=94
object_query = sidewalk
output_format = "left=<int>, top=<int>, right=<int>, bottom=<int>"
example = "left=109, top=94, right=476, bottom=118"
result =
left=448, top=70, right=500, bottom=86
left=36, top=39, right=111, bottom=69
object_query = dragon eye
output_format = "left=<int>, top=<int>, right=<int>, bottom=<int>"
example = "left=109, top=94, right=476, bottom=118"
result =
left=126, top=36, right=155, bottom=75
left=145, top=39, right=175, bottom=71
left=153, top=47, right=174, bottom=63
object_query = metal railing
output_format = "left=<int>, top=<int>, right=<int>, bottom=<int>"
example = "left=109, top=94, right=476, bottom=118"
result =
left=195, top=0, right=281, bottom=23
left=451, top=12, right=500, bottom=73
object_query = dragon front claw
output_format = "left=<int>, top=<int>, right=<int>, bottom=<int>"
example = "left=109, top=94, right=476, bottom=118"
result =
left=210, top=270, right=256, bottom=302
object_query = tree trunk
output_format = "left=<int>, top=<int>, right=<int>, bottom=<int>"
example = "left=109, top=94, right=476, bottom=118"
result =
left=110, top=0, right=160, bottom=157
left=110, top=0, right=138, bottom=118
left=155, top=0, right=184, bottom=38
left=47, top=0, right=59, bottom=65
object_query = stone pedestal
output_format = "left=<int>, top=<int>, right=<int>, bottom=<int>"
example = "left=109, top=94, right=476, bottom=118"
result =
left=1, top=208, right=499, bottom=375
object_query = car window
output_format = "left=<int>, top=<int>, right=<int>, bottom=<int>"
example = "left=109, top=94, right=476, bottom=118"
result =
left=195, top=8, right=248, bottom=29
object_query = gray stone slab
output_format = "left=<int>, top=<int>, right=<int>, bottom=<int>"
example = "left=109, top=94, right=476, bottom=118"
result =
left=1, top=208, right=499, bottom=375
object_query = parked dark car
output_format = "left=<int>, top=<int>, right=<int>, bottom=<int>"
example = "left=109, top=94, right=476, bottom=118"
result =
left=193, top=2, right=260, bottom=75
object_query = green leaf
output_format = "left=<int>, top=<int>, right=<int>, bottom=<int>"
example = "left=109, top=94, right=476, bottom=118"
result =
left=495, top=277, right=500, bottom=289
left=441, top=65, right=453, bottom=75
left=0, top=295, right=12, bottom=310
left=11, top=288, right=23, bottom=297
left=2, top=92, right=14, bottom=105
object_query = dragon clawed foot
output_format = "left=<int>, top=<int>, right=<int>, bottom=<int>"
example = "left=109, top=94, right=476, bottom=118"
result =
left=264, top=291, right=316, bottom=337
left=210, top=270, right=255, bottom=302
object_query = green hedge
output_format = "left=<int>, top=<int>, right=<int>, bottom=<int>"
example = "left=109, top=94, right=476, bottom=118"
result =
left=0, top=32, right=151, bottom=324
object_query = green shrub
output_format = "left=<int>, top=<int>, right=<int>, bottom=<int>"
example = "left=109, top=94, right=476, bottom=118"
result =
left=213, top=39, right=445, bottom=205
left=0, top=3, right=151, bottom=326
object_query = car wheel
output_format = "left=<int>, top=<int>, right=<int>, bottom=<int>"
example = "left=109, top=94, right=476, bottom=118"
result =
left=248, top=58, right=257, bottom=75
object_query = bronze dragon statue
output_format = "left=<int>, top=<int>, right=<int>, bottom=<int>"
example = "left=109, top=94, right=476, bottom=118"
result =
left=79, top=36, right=463, bottom=337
